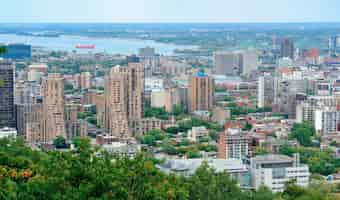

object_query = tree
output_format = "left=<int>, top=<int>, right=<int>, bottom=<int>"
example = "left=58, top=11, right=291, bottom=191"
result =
left=0, top=138, right=333, bottom=199
left=251, top=186, right=277, bottom=200
left=86, top=116, right=97, bottom=125
left=209, top=130, right=219, bottom=141
left=162, top=139, right=178, bottom=155
left=289, top=122, right=315, bottom=147
left=242, top=122, right=253, bottom=131
left=171, top=104, right=186, bottom=116
left=141, top=129, right=166, bottom=146
left=254, top=145, right=270, bottom=156
left=0, top=46, right=6, bottom=54
left=187, top=162, right=245, bottom=200
left=187, top=149, right=201, bottom=158
left=53, top=136, right=67, bottom=149
left=165, top=126, right=179, bottom=135
left=144, top=107, right=169, bottom=120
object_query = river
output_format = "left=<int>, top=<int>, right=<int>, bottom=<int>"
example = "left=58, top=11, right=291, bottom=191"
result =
left=0, top=34, right=194, bottom=55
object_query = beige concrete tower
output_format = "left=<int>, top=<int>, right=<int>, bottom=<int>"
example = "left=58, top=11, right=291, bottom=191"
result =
left=41, top=73, right=66, bottom=143
left=104, top=63, right=144, bottom=138
left=188, top=71, right=215, bottom=112
left=126, top=63, right=144, bottom=121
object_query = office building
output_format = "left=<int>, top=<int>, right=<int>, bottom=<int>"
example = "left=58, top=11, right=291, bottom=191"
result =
left=275, top=79, right=309, bottom=118
left=280, top=39, right=294, bottom=59
left=250, top=154, right=310, bottom=192
left=41, top=73, right=66, bottom=143
left=257, top=74, right=276, bottom=108
left=214, top=50, right=258, bottom=76
left=214, top=51, right=243, bottom=76
left=139, top=46, right=155, bottom=58
left=188, top=71, right=214, bottom=112
left=104, top=63, right=144, bottom=138
left=241, top=50, right=259, bottom=75
left=0, top=61, right=15, bottom=128
left=329, top=35, right=340, bottom=53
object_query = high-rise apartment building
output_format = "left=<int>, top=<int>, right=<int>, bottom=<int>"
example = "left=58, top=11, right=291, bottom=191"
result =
left=41, top=73, right=66, bottom=143
left=151, top=87, right=181, bottom=112
left=188, top=71, right=214, bottom=112
left=104, top=63, right=144, bottom=137
left=280, top=39, right=295, bottom=59
left=16, top=103, right=42, bottom=138
left=296, top=96, right=340, bottom=123
left=78, top=72, right=92, bottom=90
left=218, top=130, right=252, bottom=159
left=0, top=61, right=15, bottom=128
left=314, top=107, right=340, bottom=135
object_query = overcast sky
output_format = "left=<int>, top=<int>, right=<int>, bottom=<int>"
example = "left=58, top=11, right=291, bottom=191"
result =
left=2, top=0, right=340, bottom=23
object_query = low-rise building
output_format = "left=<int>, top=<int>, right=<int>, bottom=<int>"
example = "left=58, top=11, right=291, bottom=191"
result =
left=132, top=117, right=163, bottom=137
left=187, top=126, right=209, bottom=142
left=211, top=107, right=231, bottom=125
left=0, top=127, right=17, bottom=138
left=102, top=141, right=141, bottom=158
left=250, top=154, right=310, bottom=192
left=158, top=159, right=249, bottom=187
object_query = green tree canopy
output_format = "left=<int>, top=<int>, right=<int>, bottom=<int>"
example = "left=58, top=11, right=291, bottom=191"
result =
left=53, top=136, right=67, bottom=149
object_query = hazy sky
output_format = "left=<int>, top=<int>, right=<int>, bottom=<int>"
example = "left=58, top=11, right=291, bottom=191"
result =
left=3, top=0, right=340, bottom=23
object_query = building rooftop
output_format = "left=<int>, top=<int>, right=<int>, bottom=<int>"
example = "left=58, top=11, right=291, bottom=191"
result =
left=158, top=159, right=247, bottom=175
left=252, top=154, right=293, bottom=164
left=196, top=71, right=207, bottom=78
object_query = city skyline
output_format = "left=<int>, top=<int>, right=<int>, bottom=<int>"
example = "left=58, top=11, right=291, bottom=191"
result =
left=2, top=0, right=340, bottom=23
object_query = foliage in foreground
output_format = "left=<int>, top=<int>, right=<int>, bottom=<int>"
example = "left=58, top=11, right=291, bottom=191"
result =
left=0, top=138, right=337, bottom=200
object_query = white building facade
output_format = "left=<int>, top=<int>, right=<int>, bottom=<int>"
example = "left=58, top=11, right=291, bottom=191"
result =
left=250, top=154, right=310, bottom=192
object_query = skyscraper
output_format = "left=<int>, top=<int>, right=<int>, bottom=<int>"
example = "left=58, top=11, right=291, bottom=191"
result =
left=214, top=51, right=242, bottom=75
left=257, top=74, right=276, bottom=108
left=41, top=73, right=66, bottom=143
left=104, top=63, right=144, bottom=138
left=79, top=71, right=92, bottom=90
left=139, top=46, right=156, bottom=58
left=280, top=38, right=295, bottom=59
left=214, top=50, right=258, bottom=76
left=0, top=61, right=15, bottom=128
left=188, top=71, right=215, bottom=112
